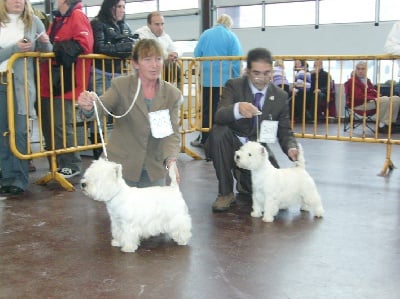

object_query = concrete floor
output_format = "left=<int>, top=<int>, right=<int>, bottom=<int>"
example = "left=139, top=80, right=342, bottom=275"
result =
left=0, top=137, right=399, bottom=299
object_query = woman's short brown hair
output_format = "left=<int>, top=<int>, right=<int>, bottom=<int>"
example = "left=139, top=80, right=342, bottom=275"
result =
left=132, top=39, right=164, bottom=62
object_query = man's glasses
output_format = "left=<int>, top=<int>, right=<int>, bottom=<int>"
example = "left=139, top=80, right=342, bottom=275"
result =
left=250, top=70, right=272, bottom=78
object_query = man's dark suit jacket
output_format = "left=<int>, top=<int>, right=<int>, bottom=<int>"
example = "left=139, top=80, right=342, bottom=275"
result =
left=214, top=75, right=298, bottom=155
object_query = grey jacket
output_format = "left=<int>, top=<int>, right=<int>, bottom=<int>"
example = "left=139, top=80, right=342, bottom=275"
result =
left=81, top=74, right=183, bottom=182
left=0, top=16, right=53, bottom=118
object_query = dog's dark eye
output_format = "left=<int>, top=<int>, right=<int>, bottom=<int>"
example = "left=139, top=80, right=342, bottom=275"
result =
left=248, top=153, right=252, bottom=157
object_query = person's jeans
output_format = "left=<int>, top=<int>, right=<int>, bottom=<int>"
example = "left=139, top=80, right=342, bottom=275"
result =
left=0, top=83, right=29, bottom=189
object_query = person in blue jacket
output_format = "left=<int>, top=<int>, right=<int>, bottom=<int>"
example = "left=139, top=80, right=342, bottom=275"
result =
left=191, top=14, right=243, bottom=148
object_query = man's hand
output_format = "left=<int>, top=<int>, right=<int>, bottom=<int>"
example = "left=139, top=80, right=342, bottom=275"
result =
left=167, top=52, right=178, bottom=62
left=239, top=102, right=261, bottom=118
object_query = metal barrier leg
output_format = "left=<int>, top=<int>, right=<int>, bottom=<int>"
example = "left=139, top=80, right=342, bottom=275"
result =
left=180, top=132, right=203, bottom=160
left=35, top=154, right=75, bottom=191
left=378, top=143, right=396, bottom=176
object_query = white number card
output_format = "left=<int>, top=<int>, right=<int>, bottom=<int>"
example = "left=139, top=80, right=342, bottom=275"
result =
left=259, top=120, right=278, bottom=143
left=148, top=109, right=173, bottom=138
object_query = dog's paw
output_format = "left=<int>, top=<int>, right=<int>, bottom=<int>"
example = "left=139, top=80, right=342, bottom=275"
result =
left=314, top=206, right=325, bottom=218
left=262, top=215, right=274, bottom=222
left=314, top=208, right=325, bottom=218
left=121, top=245, right=138, bottom=253
left=251, top=211, right=262, bottom=218
left=111, top=239, right=121, bottom=247
left=300, top=205, right=311, bottom=212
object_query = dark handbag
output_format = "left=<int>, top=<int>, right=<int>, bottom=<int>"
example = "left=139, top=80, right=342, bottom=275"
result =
left=52, top=65, right=73, bottom=96
left=53, top=40, right=83, bottom=68
left=52, top=40, right=82, bottom=95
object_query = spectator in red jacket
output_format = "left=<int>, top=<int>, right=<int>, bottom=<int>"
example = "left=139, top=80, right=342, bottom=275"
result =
left=344, top=61, right=400, bottom=134
left=40, top=0, right=94, bottom=178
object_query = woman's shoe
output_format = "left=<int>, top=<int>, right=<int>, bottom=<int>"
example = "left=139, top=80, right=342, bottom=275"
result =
left=9, top=186, right=24, bottom=195
left=0, top=186, right=11, bottom=194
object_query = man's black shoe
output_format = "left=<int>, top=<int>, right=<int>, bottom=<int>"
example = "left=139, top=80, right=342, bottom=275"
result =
left=379, top=125, right=400, bottom=134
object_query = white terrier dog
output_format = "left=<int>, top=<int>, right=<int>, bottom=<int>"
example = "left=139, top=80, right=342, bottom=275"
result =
left=80, top=159, right=192, bottom=253
left=234, top=142, right=324, bottom=222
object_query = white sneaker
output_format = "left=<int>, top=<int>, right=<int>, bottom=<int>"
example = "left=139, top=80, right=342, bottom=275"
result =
left=58, top=168, right=80, bottom=179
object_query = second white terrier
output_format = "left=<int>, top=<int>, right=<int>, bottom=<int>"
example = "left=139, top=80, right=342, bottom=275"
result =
left=234, top=142, right=324, bottom=222
left=80, top=159, right=192, bottom=253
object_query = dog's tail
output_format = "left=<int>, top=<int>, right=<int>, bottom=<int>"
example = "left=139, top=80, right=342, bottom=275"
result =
left=168, top=161, right=180, bottom=188
left=295, top=143, right=306, bottom=169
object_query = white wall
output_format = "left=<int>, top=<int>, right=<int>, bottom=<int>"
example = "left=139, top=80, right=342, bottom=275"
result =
left=232, top=22, right=396, bottom=56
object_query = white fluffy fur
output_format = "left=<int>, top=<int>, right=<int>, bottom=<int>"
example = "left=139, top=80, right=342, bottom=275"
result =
left=234, top=142, right=324, bottom=222
left=81, top=159, right=192, bottom=252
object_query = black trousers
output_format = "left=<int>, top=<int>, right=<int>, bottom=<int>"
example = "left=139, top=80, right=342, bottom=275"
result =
left=200, top=86, right=220, bottom=144
left=206, top=125, right=279, bottom=196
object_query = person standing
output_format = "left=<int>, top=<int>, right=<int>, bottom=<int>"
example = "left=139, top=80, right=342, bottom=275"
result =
left=190, top=13, right=243, bottom=148
left=206, top=48, right=299, bottom=212
left=384, top=21, right=400, bottom=80
left=134, top=11, right=180, bottom=83
left=0, top=0, right=52, bottom=195
left=39, top=0, right=93, bottom=179
left=89, top=0, right=135, bottom=159
left=77, top=39, right=182, bottom=187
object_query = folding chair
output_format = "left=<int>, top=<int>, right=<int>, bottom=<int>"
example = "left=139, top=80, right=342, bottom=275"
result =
left=343, top=106, right=376, bottom=133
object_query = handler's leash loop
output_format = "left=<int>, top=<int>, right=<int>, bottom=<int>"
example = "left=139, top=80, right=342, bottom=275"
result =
left=93, top=102, right=108, bottom=160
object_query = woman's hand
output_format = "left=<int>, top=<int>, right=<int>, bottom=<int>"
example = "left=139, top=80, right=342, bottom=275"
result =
left=17, top=39, right=32, bottom=52
left=37, top=32, right=50, bottom=44
left=77, top=91, right=96, bottom=111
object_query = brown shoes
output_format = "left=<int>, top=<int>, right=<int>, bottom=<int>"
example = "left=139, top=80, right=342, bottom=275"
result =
left=212, top=193, right=235, bottom=212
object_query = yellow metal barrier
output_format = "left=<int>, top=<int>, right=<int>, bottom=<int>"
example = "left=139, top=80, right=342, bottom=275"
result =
left=5, top=53, right=400, bottom=191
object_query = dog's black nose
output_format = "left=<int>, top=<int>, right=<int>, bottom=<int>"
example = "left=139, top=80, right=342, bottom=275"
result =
left=81, top=182, right=86, bottom=189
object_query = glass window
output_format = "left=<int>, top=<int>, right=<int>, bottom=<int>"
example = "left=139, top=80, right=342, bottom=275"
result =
left=217, top=5, right=262, bottom=28
left=380, top=0, right=400, bottom=21
left=125, top=0, right=156, bottom=15
left=266, top=1, right=314, bottom=26
left=175, top=41, right=198, bottom=57
left=159, top=0, right=198, bottom=11
left=320, top=0, right=375, bottom=24
left=85, top=6, right=100, bottom=18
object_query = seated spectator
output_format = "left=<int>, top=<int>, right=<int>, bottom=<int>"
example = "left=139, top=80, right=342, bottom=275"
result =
left=384, top=20, right=400, bottom=81
left=292, top=59, right=311, bottom=121
left=344, top=61, right=400, bottom=134
left=272, top=59, right=290, bottom=96
left=308, top=60, right=334, bottom=120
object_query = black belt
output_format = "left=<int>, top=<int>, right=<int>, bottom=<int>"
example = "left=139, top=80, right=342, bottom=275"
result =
left=0, top=71, right=9, bottom=84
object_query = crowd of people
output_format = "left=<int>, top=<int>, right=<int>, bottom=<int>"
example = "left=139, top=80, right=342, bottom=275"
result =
left=1, top=2, right=400, bottom=215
